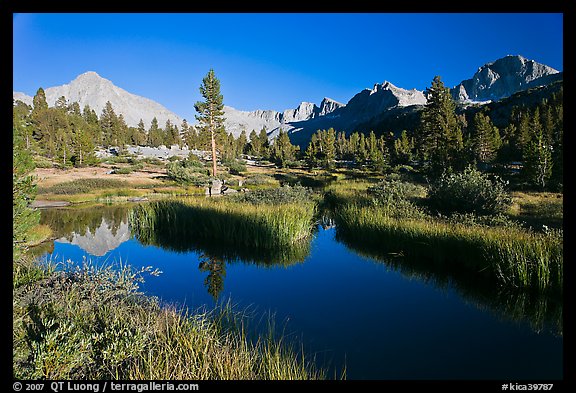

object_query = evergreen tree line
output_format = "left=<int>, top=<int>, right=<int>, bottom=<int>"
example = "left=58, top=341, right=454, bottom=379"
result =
left=304, top=128, right=392, bottom=171
left=185, top=125, right=299, bottom=169
left=14, top=77, right=562, bottom=190
left=302, top=76, right=562, bottom=190
left=12, top=87, right=300, bottom=169
left=413, top=76, right=562, bottom=190
left=13, top=88, right=189, bottom=167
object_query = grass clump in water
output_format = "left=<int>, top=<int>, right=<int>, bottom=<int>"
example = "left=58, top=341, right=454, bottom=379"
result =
left=130, top=195, right=316, bottom=251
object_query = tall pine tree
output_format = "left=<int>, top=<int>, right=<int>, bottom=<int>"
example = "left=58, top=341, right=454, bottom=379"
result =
left=195, top=69, right=225, bottom=177
left=417, top=76, right=463, bottom=177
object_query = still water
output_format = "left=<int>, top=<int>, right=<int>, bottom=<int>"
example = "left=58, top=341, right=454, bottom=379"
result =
left=36, top=205, right=563, bottom=380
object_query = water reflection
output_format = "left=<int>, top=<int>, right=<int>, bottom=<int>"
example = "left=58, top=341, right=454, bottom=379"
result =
left=34, top=205, right=131, bottom=257
left=198, top=254, right=226, bottom=300
left=36, top=204, right=312, bottom=301
left=335, top=228, right=563, bottom=336
left=34, top=205, right=562, bottom=336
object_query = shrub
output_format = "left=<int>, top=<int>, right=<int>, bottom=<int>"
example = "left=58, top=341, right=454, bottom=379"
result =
left=141, top=157, right=163, bottom=166
left=112, top=163, right=143, bottom=175
left=179, top=156, right=209, bottom=171
left=166, top=161, right=210, bottom=187
left=13, top=260, right=324, bottom=379
left=367, top=178, right=426, bottom=204
left=427, top=166, right=512, bottom=216
left=224, top=159, right=247, bottom=175
left=444, top=212, right=523, bottom=230
left=33, top=155, right=54, bottom=168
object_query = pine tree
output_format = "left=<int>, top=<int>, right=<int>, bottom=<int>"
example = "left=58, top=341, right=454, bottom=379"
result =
left=375, top=134, right=389, bottom=171
left=522, top=108, right=552, bottom=189
left=550, top=88, right=563, bottom=189
left=220, top=132, right=237, bottom=162
left=516, top=111, right=532, bottom=153
left=366, top=131, right=380, bottom=164
left=83, top=104, right=101, bottom=147
left=417, top=76, right=463, bottom=177
left=195, top=69, right=226, bottom=177
left=199, top=255, right=226, bottom=301
left=13, top=100, right=34, bottom=151
left=68, top=106, right=94, bottom=166
left=523, top=131, right=553, bottom=190
left=236, top=130, right=248, bottom=157
left=132, top=119, right=147, bottom=146
left=356, top=133, right=368, bottom=164
left=314, top=128, right=336, bottom=169
left=471, top=112, right=500, bottom=164
left=348, top=132, right=360, bottom=163
left=258, top=127, right=270, bottom=159
left=335, top=131, right=348, bottom=160
left=173, top=124, right=182, bottom=148
left=163, top=120, right=175, bottom=147
left=248, top=129, right=262, bottom=157
left=32, top=87, right=48, bottom=113
left=68, top=101, right=81, bottom=117
left=271, top=130, right=297, bottom=168
left=55, top=95, right=68, bottom=110
left=179, top=120, right=189, bottom=148
left=116, top=114, right=128, bottom=149
left=394, top=130, right=413, bottom=165
left=31, top=88, right=56, bottom=157
left=184, top=124, right=199, bottom=150
left=304, top=133, right=319, bottom=168
left=100, top=101, right=118, bottom=147
left=147, top=117, right=163, bottom=147
left=53, top=96, right=72, bottom=166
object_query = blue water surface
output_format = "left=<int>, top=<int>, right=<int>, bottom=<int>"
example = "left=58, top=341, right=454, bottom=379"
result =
left=43, top=214, right=563, bottom=380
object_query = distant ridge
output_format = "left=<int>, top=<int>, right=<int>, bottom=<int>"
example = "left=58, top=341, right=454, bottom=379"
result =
left=450, top=55, right=560, bottom=102
left=13, top=71, right=182, bottom=129
left=13, top=55, right=561, bottom=145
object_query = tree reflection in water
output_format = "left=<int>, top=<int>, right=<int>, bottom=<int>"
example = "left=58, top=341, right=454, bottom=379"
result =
left=198, top=253, right=226, bottom=300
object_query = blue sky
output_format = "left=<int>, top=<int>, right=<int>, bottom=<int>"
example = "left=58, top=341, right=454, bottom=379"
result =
left=13, top=13, right=563, bottom=122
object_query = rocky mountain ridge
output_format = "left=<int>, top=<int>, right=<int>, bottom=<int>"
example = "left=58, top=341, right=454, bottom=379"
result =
left=14, top=71, right=183, bottom=129
left=13, top=55, right=561, bottom=145
left=450, top=55, right=561, bottom=102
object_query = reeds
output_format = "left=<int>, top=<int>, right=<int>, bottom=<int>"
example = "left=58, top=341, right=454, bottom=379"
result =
left=335, top=202, right=563, bottom=293
left=129, top=197, right=317, bottom=252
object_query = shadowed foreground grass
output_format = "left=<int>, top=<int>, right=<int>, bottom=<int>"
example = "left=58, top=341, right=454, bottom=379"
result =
left=13, top=260, right=325, bottom=380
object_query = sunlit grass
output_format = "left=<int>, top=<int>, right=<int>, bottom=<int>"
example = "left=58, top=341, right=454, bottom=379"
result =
left=130, top=197, right=317, bottom=251
left=335, top=201, right=562, bottom=293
